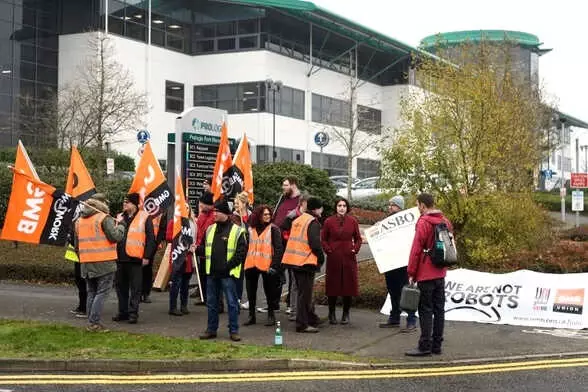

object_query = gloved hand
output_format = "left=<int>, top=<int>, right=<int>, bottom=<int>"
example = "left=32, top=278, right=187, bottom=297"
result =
left=268, top=267, right=278, bottom=276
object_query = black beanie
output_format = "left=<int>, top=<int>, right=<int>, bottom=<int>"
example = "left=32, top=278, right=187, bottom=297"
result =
left=307, top=197, right=323, bottom=211
left=199, top=191, right=214, bottom=206
left=214, top=198, right=232, bottom=215
left=125, top=193, right=140, bottom=208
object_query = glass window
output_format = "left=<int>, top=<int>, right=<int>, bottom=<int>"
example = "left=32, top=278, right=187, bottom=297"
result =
left=194, top=40, right=214, bottom=53
left=20, top=61, right=35, bottom=81
left=151, top=29, right=165, bottom=46
left=126, top=21, right=146, bottom=42
left=217, top=21, right=236, bottom=37
left=312, top=93, right=349, bottom=127
left=218, top=37, right=236, bottom=51
left=108, top=16, right=124, bottom=36
left=194, top=82, right=266, bottom=114
left=267, top=86, right=304, bottom=120
left=36, top=65, right=57, bottom=85
left=21, top=44, right=36, bottom=63
left=311, top=152, right=348, bottom=176
left=165, top=80, right=184, bottom=113
left=357, top=105, right=382, bottom=134
left=238, top=19, right=258, bottom=34
left=167, top=34, right=184, bottom=51
left=194, top=24, right=215, bottom=39
left=357, top=158, right=380, bottom=179
left=239, top=35, right=257, bottom=49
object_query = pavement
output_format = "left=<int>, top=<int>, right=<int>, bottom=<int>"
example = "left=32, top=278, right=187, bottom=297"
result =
left=0, top=281, right=587, bottom=374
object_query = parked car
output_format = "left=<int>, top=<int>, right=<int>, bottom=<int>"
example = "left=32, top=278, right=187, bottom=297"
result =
left=336, top=176, right=382, bottom=199
left=329, top=175, right=358, bottom=187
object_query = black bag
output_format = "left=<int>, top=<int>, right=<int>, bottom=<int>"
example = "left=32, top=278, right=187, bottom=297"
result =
left=400, top=284, right=420, bottom=312
left=425, top=222, right=457, bottom=267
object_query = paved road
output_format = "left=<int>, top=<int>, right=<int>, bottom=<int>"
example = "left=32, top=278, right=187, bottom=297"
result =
left=1, top=358, right=586, bottom=391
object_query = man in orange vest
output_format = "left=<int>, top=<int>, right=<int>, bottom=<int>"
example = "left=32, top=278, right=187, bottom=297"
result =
left=74, top=193, right=125, bottom=332
left=281, top=197, right=325, bottom=333
left=113, top=193, right=157, bottom=324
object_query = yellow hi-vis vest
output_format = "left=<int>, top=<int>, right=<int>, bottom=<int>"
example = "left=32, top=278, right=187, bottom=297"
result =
left=205, top=223, right=245, bottom=279
left=64, top=243, right=79, bottom=262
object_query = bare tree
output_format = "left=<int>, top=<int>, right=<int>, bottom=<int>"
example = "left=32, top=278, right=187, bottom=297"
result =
left=57, top=32, right=148, bottom=149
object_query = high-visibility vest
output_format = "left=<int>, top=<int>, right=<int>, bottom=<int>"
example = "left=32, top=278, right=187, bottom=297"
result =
left=76, top=213, right=117, bottom=263
left=126, top=210, right=149, bottom=258
left=64, top=243, right=79, bottom=263
left=244, top=225, right=273, bottom=272
left=281, top=213, right=318, bottom=267
left=205, top=223, right=245, bottom=279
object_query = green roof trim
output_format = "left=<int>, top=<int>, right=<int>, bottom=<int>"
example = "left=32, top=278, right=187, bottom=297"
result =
left=420, top=30, right=543, bottom=49
left=226, top=0, right=316, bottom=11
left=558, top=111, right=588, bottom=129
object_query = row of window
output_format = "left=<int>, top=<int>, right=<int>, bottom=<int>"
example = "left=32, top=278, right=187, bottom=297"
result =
left=309, top=153, right=380, bottom=178
left=167, top=81, right=382, bottom=132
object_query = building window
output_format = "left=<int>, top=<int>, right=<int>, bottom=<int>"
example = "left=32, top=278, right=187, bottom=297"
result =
left=194, top=82, right=265, bottom=114
left=165, top=81, right=184, bottom=113
left=256, top=145, right=304, bottom=164
left=357, top=105, right=382, bottom=134
left=193, top=18, right=261, bottom=54
left=357, top=158, right=380, bottom=179
left=311, top=152, right=348, bottom=176
left=267, top=86, right=305, bottom=120
left=312, top=93, right=350, bottom=128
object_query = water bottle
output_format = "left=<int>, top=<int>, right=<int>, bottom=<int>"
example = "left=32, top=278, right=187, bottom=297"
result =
left=274, top=321, right=283, bottom=347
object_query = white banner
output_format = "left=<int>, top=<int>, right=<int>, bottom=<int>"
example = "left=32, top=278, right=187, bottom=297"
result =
left=364, top=207, right=420, bottom=273
left=380, top=269, right=588, bottom=330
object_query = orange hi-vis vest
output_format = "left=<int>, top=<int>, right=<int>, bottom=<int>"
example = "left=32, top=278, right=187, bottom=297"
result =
left=76, top=213, right=117, bottom=263
left=126, top=210, right=149, bottom=258
left=244, top=225, right=273, bottom=271
left=281, top=213, right=318, bottom=267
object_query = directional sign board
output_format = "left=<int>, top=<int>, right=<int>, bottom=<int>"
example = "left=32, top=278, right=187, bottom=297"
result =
left=571, top=173, right=588, bottom=188
left=314, top=132, right=329, bottom=147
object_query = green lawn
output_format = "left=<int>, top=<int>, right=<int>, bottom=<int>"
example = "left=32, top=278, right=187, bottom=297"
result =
left=0, top=320, right=360, bottom=362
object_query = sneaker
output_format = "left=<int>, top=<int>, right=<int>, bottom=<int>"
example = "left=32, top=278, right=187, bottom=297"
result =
left=199, top=331, right=217, bottom=340
left=168, top=309, right=183, bottom=316
left=74, top=312, right=87, bottom=319
left=401, top=324, right=417, bottom=333
left=285, top=307, right=292, bottom=315
left=379, top=321, right=400, bottom=328
left=256, top=306, right=268, bottom=313
left=296, top=326, right=319, bottom=333
left=230, top=333, right=241, bottom=342
left=70, top=308, right=82, bottom=315
left=240, top=301, right=249, bottom=310
left=86, top=324, right=109, bottom=333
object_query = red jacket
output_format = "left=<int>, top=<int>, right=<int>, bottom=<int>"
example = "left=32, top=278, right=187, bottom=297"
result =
left=407, top=210, right=453, bottom=282
left=166, top=220, right=193, bottom=273
left=196, top=210, right=215, bottom=246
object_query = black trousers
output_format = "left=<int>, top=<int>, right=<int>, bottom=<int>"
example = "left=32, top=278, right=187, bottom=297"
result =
left=385, top=267, right=414, bottom=323
left=74, top=262, right=87, bottom=312
left=115, top=263, right=143, bottom=319
left=328, top=296, right=351, bottom=314
left=245, top=268, right=280, bottom=317
left=417, top=278, right=445, bottom=351
left=293, top=269, right=320, bottom=330
left=141, top=259, right=153, bottom=298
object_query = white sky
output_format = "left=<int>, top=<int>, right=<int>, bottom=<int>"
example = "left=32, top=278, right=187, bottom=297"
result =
left=313, top=0, right=587, bottom=127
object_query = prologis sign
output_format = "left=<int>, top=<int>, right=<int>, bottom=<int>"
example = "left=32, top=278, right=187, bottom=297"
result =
left=175, top=106, right=227, bottom=137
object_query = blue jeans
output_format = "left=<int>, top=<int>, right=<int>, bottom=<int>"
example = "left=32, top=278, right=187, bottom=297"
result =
left=206, top=276, right=239, bottom=334
left=169, top=269, right=192, bottom=311
left=86, top=272, right=115, bottom=326
left=385, top=267, right=416, bottom=325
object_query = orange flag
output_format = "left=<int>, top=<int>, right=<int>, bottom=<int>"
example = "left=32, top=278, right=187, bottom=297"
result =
left=233, top=134, right=254, bottom=204
left=1, top=170, right=78, bottom=246
left=129, top=141, right=173, bottom=216
left=211, top=123, right=233, bottom=201
left=14, top=140, right=39, bottom=179
left=170, top=166, right=192, bottom=268
left=65, top=146, right=96, bottom=201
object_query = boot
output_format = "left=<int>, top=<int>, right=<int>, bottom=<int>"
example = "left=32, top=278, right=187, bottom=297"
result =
left=265, top=310, right=276, bottom=326
left=340, top=311, right=349, bottom=325
left=244, top=310, right=256, bottom=326
left=328, top=311, right=338, bottom=325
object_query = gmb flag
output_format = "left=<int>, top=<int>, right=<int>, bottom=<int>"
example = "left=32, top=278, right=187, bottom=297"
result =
left=1, top=170, right=79, bottom=246
left=170, top=167, right=192, bottom=271
left=231, top=134, right=254, bottom=204
left=211, top=122, right=233, bottom=201
left=129, top=141, right=173, bottom=216
left=65, top=146, right=96, bottom=201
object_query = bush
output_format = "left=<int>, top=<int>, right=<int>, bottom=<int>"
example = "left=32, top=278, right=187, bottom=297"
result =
left=533, top=191, right=588, bottom=216
left=252, top=162, right=337, bottom=216
left=441, top=193, right=553, bottom=270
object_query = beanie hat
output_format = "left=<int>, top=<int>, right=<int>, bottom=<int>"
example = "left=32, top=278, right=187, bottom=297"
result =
left=307, top=197, right=323, bottom=211
left=213, top=198, right=232, bottom=215
left=199, top=191, right=214, bottom=206
left=389, top=195, right=405, bottom=210
left=125, top=193, right=140, bottom=208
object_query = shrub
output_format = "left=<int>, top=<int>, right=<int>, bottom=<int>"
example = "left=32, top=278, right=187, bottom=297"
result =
left=532, top=191, right=588, bottom=216
left=252, top=162, right=337, bottom=216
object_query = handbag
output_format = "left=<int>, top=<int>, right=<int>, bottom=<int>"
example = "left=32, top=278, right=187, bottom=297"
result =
left=399, top=283, right=420, bottom=312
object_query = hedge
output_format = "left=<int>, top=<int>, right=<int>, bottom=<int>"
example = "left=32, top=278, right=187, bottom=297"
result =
left=532, top=191, right=588, bottom=216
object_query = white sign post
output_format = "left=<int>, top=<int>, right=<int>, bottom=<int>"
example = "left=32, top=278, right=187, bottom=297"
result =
left=106, top=158, right=115, bottom=175
left=572, top=190, right=584, bottom=228
left=364, top=207, right=420, bottom=273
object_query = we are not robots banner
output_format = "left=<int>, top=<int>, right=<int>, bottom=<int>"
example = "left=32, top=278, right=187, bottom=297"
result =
left=382, top=269, right=588, bottom=330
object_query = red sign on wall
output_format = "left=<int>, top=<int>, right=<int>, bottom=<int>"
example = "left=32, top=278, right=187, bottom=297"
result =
left=571, top=173, right=588, bottom=188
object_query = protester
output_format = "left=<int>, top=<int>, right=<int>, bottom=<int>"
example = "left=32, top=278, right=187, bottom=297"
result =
left=74, top=193, right=125, bottom=332
left=282, top=197, right=325, bottom=333
left=65, top=239, right=86, bottom=319
left=142, top=211, right=167, bottom=304
left=195, top=191, right=215, bottom=305
left=321, top=197, right=362, bottom=325
left=231, top=191, right=251, bottom=309
left=379, top=195, right=417, bottom=332
left=243, top=205, right=284, bottom=327
left=280, top=192, right=310, bottom=321
left=198, top=198, right=247, bottom=342
left=113, top=193, right=157, bottom=324
left=406, top=193, right=452, bottom=356
left=166, top=206, right=197, bottom=316
left=196, top=176, right=213, bottom=217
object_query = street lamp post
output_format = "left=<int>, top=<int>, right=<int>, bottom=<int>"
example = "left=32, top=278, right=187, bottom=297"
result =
left=581, top=145, right=588, bottom=173
left=265, top=79, right=282, bottom=163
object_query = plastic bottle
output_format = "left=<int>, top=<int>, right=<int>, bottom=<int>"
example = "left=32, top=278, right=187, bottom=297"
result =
left=274, top=321, right=283, bottom=347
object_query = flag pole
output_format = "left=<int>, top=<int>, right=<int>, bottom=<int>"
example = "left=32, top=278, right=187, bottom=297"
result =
left=193, top=250, right=204, bottom=303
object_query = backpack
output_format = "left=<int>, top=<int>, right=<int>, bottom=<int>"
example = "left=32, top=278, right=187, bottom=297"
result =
left=424, top=222, right=457, bottom=267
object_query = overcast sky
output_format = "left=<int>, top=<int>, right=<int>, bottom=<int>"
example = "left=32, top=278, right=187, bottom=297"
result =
left=313, top=0, right=587, bottom=130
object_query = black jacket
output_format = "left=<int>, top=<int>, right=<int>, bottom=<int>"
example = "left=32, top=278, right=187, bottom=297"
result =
left=197, top=220, right=247, bottom=278
left=117, top=211, right=157, bottom=264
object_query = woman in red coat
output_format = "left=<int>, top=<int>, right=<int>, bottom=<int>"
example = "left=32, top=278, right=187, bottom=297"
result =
left=321, top=197, right=362, bottom=325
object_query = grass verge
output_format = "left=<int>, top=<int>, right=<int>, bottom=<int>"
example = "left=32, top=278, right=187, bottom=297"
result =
left=0, top=319, right=361, bottom=362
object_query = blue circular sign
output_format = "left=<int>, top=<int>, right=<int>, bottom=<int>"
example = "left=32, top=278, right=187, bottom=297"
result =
left=137, top=129, right=150, bottom=144
left=314, top=132, right=329, bottom=147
